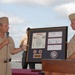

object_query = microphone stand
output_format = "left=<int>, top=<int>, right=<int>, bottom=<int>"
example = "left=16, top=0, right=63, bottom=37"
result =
left=5, top=32, right=9, bottom=75
left=6, top=45, right=8, bottom=75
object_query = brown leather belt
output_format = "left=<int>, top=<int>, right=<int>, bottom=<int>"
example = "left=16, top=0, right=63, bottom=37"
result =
left=4, top=58, right=11, bottom=63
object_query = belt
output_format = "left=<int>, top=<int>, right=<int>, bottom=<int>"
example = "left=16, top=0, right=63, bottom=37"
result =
left=4, top=58, right=11, bottom=63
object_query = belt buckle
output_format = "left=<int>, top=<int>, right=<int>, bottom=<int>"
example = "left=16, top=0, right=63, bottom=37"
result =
left=4, top=58, right=11, bottom=63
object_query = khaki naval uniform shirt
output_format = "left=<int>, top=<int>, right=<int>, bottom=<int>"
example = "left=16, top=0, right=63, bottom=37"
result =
left=67, top=35, right=75, bottom=58
left=0, top=36, right=15, bottom=75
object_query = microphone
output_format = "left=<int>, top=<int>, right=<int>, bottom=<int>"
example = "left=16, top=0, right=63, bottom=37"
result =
left=6, top=32, right=9, bottom=38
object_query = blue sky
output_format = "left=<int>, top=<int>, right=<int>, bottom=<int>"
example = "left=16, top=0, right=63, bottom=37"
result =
left=0, top=0, right=75, bottom=47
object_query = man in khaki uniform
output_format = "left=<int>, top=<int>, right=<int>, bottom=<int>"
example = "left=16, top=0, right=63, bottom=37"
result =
left=0, top=17, right=27, bottom=75
left=68, top=13, right=75, bottom=59
left=67, top=35, right=75, bottom=58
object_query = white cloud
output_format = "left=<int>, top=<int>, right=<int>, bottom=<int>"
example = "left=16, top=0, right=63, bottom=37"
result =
left=53, top=2, right=75, bottom=18
left=0, top=12, right=25, bottom=25
left=9, top=16, right=24, bottom=25
left=1, top=0, right=75, bottom=6
left=0, top=0, right=56, bottom=6
left=0, top=0, right=15, bottom=3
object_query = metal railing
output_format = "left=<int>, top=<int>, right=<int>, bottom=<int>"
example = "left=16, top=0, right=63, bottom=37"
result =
left=11, top=52, right=42, bottom=69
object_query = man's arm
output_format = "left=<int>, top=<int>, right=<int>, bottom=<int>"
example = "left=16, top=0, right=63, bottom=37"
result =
left=0, top=38, right=9, bottom=50
left=67, top=52, right=75, bottom=60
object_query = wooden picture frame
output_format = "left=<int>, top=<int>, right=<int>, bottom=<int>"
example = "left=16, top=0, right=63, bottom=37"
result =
left=26, top=26, right=68, bottom=62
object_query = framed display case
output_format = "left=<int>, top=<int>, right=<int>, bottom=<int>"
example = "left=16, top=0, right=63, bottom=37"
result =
left=26, top=26, right=68, bottom=62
